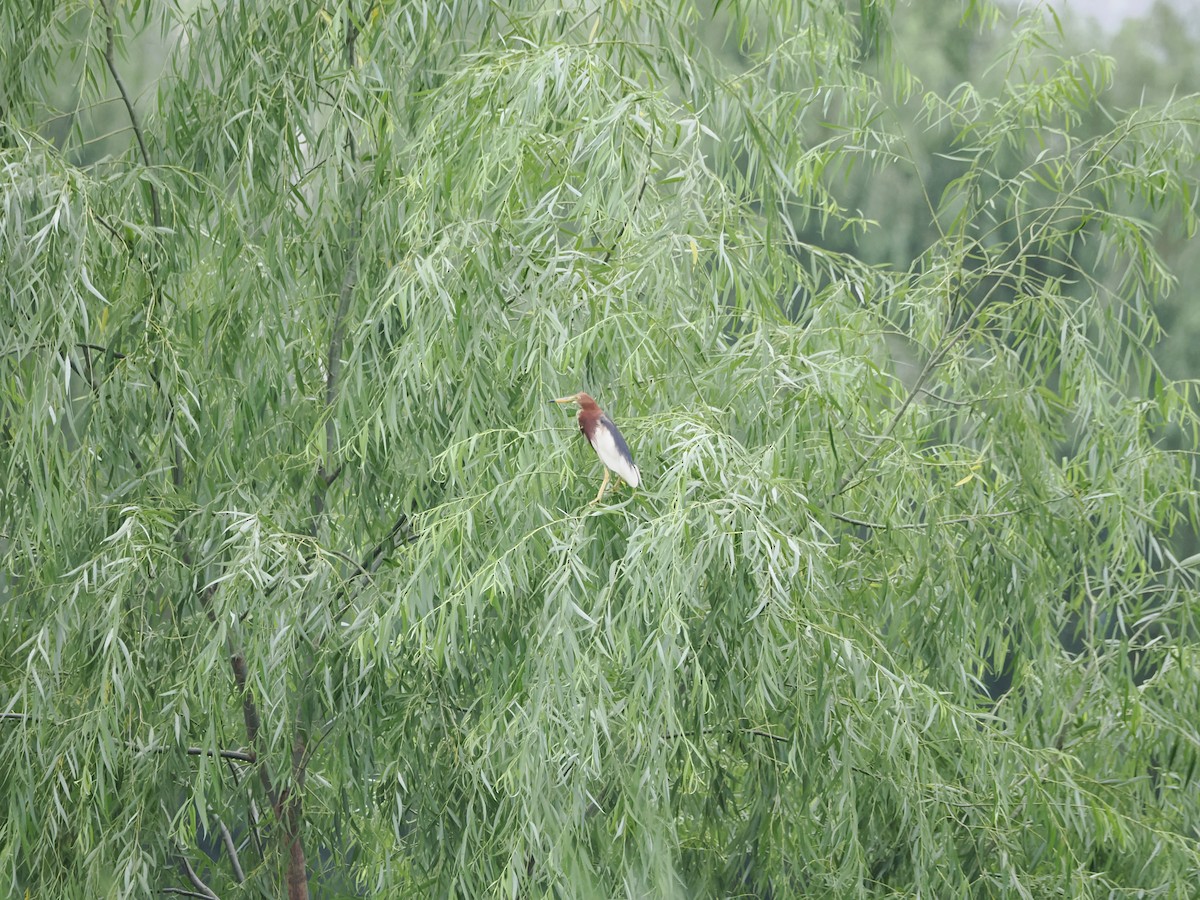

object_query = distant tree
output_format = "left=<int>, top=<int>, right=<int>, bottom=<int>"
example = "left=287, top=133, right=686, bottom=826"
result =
left=2, top=1, right=1198, bottom=897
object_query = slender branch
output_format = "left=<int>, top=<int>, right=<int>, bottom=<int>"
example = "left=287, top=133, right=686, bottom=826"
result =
left=345, top=5, right=359, bottom=68
left=365, top=512, right=417, bottom=574
left=828, top=511, right=884, bottom=530
left=160, top=890, right=215, bottom=899
left=601, top=129, right=653, bottom=264
left=827, top=493, right=1073, bottom=532
left=99, top=0, right=161, bottom=229
left=246, top=797, right=265, bottom=861
left=90, top=208, right=155, bottom=281
left=663, top=725, right=789, bottom=743
left=178, top=855, right=218, bottom=900
left=343, top=2, right=359, bottom=161
left=1, top=341, right=126, bottom=364
left=217, top=818, right=246, bottom=884
left=918, top=387, right=973, bottom=407
left=124, top=742, right=258, bottom=764
left=185, top=746, right=256, bottom=764
left=745, top=727, right=788, bottom=744
left=229, top=651, right=283, bottom=817
left=318, top=226, right=360, bottom=490
left=1052, top=568, right=1102, bottom=753
left=1, top=716, right=257, bottom=769
left=325, top=512, right=418, bottom=628
left=216, top=755, right=265, bottom=861
left=317, top=0, right=365, bottom=492
left=78, top=342, right=127, bottom=361
left=834, top=271, right=966, bottom=496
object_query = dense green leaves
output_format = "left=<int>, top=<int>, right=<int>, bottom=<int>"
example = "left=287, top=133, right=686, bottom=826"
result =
left=3, top=1, right=1199, bottom=897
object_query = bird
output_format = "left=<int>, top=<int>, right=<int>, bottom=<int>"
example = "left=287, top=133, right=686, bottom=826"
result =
left=553, top=392, right=640, bottom=504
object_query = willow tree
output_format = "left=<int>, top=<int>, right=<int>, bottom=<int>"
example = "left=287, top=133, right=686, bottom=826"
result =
left=3, top=1, right=1199, bottom=897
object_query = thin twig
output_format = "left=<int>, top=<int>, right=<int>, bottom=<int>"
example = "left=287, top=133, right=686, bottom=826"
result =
left=246, top=796, right=265, bottom=860
left=828, top=511, right=884, bottom=529
left=126, top=743, right=257, bottom=764
left=178, top=856, right=218, bottom=900
left=78, top=342, right=127, bottom=361
left=602, top=129, right=653, bottom=265
left=325, top=512, right=418, bottom=627
left=366, top=512, right=417, bottom=573
left=828, top=493, right=1073, bottom=532
left=217, top=818, right=246, bottom=884
left=318, top=228, right=359, bottom=491
left=663, top=725, right=789, bottom=743
left=185, top=746, right=256, bottom=764
left=919, top=388, right=973, bottom=407
left=343, top=3, right=359, bottom=160
left=99, top=0, right=161, bottom=229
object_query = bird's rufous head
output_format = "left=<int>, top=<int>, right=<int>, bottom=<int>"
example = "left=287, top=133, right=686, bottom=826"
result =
left=553, top=392, right=599, bottom=411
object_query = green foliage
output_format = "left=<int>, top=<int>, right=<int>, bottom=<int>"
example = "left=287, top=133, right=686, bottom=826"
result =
left=2, top=1, right=1199, bottom=897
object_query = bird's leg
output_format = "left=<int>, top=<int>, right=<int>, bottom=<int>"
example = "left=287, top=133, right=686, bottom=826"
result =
left=591, top=468, right=611, bottom=505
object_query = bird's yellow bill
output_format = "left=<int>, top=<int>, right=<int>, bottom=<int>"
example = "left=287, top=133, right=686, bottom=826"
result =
left=553, top=396, right=577, bottom=405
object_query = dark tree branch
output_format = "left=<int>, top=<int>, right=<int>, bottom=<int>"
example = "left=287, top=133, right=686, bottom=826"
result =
left=99, top=0, right=161, bottom=230
left=3, top=715, right=258, bottom=770
left=229, top=651, right=283, bottom=818
left=185, top=746, right=256, bottom=764
left=78, top=342, right=126, bottom=361
left=160, top=890, right=215, bottom=899
left=127, top=743, right=257, bottom=764
left=663, top=725, right=789, bottom=743
left=365, top=512, right=417, bottom=574
left=283, top=727, right=309, bottom=900
left=325, top=512, right=418, bottom=628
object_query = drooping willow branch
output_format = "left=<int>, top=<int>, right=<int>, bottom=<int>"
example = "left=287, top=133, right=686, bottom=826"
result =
left=834, top=120, right=1139, bottom=498
left=99, top=0, right=161, bottom=230
left=827, top=493, right=1074, bottom=532
left=601, top=129, right=653, bottom=265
